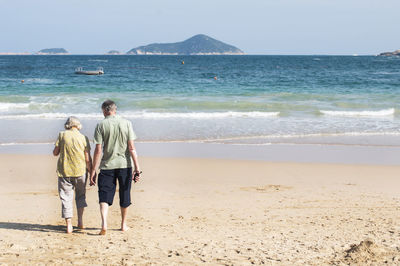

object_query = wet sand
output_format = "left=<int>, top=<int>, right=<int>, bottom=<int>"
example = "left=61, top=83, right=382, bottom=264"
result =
left=0, top=154, right=400, bottom=265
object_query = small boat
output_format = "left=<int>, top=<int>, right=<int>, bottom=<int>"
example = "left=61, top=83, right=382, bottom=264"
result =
left=75, top=67, right=104, bottom=75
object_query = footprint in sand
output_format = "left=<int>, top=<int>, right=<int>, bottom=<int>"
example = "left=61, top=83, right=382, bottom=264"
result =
left=240, top=185, right=292, bottom=193
left=334, top=239, right=399, bottom=265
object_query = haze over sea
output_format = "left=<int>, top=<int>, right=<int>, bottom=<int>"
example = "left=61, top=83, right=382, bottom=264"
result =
left=1, top=55, right=400, bottom=146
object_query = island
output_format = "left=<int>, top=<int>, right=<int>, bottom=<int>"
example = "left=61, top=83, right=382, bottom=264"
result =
left=378, top=49, right=400, bottom=56
left=106, top=50, right=121, bottom=55
left=36, top=48, right=69, bottom=55
left=126, top=34, right=244, bottom=55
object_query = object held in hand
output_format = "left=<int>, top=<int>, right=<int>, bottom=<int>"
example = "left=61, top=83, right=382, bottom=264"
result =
left=133, top=171, right=142, bottom=183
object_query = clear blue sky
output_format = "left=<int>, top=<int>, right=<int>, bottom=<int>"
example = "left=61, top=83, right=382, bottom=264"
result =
left=1, top=0, right=399, bottom=55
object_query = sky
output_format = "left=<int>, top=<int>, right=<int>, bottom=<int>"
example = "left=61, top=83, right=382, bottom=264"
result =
left=0, top=0, right=399, bottom=55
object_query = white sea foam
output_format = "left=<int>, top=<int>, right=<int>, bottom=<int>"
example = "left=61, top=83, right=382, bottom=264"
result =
left=373, top=71, right=400, bottom=75
left=0, top=112, right=102, bottom=119
left=124, top=111, right=280, bottom=119
left=320, top=108, right=395, bottom=117
left=0, top=103, right=30, bottom=111
left=201, top=131, right=400, bottom=141
left=25, top=78, right=55, bottom=84
left=0, top=102, right=60, bottom=112
left=0, top=111, right=280, bottom=120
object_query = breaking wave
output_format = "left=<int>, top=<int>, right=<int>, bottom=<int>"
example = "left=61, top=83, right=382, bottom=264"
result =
left=320, top=108, right=395, bottom=117
left=0, top=103, right=30, bottom=111
left=0, top=111, right=280, bottom=120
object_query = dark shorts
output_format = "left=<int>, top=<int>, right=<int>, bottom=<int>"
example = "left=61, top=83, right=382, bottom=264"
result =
left=98, top=168, right=132, bottom=207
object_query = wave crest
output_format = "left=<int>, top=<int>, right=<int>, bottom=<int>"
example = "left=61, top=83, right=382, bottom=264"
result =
left=320, top=108, right=395, bottom=117
left=0, top=103, right=30, bottom=111
left=0, top=111, right=280, bottom=120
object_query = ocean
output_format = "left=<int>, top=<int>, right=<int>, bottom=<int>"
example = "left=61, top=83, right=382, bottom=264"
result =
left=0, top=55, right=400, bottom=146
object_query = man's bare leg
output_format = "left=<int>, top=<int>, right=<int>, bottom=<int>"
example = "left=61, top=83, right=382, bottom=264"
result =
left=120, top=207, right=129, bottom=231
left=99, top=202, right=108, bottom=235
left=65, top=218, right=73, bottom=233
left=77, top=208, right=84, bottom=229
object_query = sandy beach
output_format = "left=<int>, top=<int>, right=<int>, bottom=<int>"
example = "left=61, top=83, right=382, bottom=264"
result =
left=0, top=152, right=399, bottom=265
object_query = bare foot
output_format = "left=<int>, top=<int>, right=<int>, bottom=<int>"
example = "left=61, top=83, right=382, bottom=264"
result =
left=121, top=225, right=130, bottom=232
left=99, top=229, right=107, bottom=235
left=77, top=224, right=84, bottom=230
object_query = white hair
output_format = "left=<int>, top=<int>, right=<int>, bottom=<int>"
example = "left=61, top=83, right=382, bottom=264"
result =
left=64, top=116, right=82, bottom=130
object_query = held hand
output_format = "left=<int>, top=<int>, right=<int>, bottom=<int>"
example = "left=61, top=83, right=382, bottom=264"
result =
left=133, top=170, right=142, bottom=183
left=90, top=171, right=97, bottom=186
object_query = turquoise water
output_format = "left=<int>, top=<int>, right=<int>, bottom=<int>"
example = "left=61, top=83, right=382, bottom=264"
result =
left=0, top=55, right=400, bottom=144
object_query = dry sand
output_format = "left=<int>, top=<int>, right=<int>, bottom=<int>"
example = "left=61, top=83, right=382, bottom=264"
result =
left=0, top=154, right=400, bottom=265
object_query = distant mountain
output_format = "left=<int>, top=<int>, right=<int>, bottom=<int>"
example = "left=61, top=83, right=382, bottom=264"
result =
left=378, top=49, right=400, bottom=56
left=36, top=48, right=68, bottom=55
left=106, top=50, right=121, bottom=55
left=127, top=34, right=244, bottom=55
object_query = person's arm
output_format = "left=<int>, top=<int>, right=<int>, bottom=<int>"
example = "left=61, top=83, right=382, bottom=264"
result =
left=53, top=133, right=61, bottom=156
left=53, top=146, right=60, bottom=156
left=84, top=150, right=92, bottom=174
left=128, top=140, right=141, bottom=181
left=91, top=124, right=103, bottom=186
left=84, top=136, right=92, bottom=176
left=90, top=144, right=102, bottom=186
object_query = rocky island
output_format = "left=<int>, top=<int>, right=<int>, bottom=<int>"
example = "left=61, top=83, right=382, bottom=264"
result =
left=378, top=49, right=400, bottom=56
left=106, top=50, right=121, bottom=55
left=36, top=48, right=69, bottom=55
left=127, top=34, right=244, bottom=55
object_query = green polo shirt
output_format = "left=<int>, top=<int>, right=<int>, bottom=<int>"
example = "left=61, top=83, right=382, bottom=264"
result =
left=94, top=115, right=137, bottom=170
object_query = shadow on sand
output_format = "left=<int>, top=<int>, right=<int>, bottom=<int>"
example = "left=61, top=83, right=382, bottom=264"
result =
left=0, top=222, right=97, bottom=234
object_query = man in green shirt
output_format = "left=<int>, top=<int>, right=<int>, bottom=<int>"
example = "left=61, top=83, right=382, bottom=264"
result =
left=90, top=100, right=141, bottom=235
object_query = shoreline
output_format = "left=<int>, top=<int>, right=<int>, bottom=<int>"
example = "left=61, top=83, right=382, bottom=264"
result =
left=1, top=142, right=400, bottom=165
left=1, top=117, right=400, bottom=148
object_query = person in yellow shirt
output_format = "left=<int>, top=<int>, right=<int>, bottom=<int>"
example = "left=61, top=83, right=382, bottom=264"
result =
left=53, top=116, right=92, bottom=233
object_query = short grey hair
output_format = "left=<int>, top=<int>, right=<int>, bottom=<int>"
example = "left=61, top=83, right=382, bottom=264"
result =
left=64, top=116, right=82, bottom=130
left=101, top=100, right=117, bottom=113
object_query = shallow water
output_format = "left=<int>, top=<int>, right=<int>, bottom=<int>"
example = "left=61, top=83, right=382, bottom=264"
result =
left=0, top=55, right=399, bottom=144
